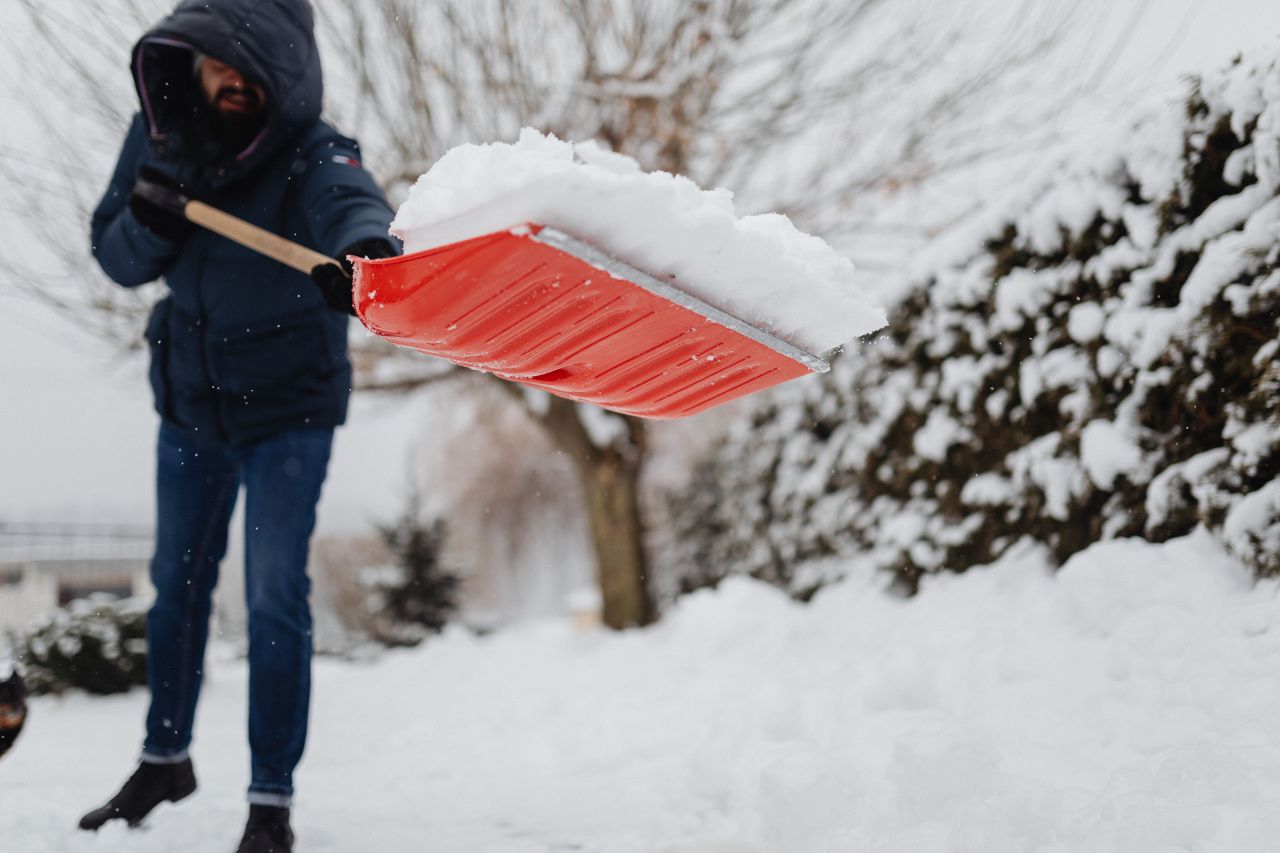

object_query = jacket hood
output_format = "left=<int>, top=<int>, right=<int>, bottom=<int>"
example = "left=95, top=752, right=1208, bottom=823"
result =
left=131, top=0, right=322, bottom=184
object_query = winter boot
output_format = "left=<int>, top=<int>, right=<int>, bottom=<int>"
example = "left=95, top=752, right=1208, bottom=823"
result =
left=78, top=757, right=197, bottom=830
left=235, top=804, right=294, bottom=853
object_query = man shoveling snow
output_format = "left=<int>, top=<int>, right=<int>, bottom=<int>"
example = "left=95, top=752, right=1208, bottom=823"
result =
left=83, top=1, right=397, bottom=850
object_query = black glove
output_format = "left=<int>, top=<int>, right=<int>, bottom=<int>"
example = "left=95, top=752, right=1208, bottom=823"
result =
left=310, top=238, right=398, bottom=316
left=129, top=165, right=192, bottom=242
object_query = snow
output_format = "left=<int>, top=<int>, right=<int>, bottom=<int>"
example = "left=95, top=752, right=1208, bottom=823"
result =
left=1006, top=434, right=1087, bottom=523
left=1228, top=422, right=1280, bottom=475
left=564, top=587, right=602, bottom=614
left=1016, top=179, right=1128, bottom=256
left=4, top=532, right=1280, bottom=851
left=912, top=410, right=970, bottom=463
left=1223, top=480, right=1280, bottom=554
left=1018, top=348, right=1093, bottom=409
left=1179, top=195, right=1280, bottom=319
left=391, top=129, right=887, bottom=355
left=1066, top=302, right=1106, bottom=344
left=960, top=473, right=1014, bottom=507
left=575, top=402, right=630, bottom=450
left=1080, top=419, right=1145, bottom=490
left=1145, top=448, right=1231, bottom=533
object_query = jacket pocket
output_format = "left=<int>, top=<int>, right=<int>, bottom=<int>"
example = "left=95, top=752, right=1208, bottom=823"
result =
left=144, top=297, right=174, bottom=420
left=209, top=311, right=332, bottom=399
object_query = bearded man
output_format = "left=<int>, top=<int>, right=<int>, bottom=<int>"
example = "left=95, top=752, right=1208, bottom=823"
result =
left=81, top=2, right=398, bottom=850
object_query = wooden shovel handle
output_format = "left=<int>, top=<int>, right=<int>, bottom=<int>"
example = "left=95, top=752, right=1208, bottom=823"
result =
left=184, top=200, right=341, bottom=275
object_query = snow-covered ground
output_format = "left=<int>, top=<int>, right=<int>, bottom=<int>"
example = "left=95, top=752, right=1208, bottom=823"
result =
left=3, top=531, right=1277, bottom=852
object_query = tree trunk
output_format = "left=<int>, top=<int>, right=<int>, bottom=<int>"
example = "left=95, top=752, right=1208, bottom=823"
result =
left=541, top=395, right=654, bottom=629
left=579, top=445, right=652, bottom=629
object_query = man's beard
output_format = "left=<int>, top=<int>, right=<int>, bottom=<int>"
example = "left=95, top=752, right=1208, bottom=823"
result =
left=192, top=87, right=266, bottom=161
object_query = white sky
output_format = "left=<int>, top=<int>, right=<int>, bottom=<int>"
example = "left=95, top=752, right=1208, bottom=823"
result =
left=1, top=0, right=1279, bottom=531
left=1085, top=0, right=1280, bottom=84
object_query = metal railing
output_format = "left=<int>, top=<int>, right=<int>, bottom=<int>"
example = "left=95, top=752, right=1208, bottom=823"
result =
left=0, top=522, right=154, bottom=569
left=0, top=523, right=155, bottom=632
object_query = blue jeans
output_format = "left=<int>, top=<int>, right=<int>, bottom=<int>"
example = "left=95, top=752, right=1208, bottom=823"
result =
left=141, top=421, right=334, bottom=806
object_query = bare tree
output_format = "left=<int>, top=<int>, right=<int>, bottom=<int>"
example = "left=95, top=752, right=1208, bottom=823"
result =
left=2, top=0, right=1145, bottom=628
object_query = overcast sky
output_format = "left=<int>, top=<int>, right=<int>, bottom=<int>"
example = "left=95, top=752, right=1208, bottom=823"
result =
left=2, top=0, right=1279, bottom=532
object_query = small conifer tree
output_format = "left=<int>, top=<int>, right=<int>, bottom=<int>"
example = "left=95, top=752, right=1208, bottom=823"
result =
left=369, top=499, right=460, bottom=645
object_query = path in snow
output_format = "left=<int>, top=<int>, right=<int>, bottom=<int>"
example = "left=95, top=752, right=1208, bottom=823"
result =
left=1, top=531, right=1278, bottom=852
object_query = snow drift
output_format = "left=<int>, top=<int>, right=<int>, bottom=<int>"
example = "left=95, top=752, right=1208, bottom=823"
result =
left=668, top=45, right=1280, bottom=595
left=4, top=533, right=1279, bottom=851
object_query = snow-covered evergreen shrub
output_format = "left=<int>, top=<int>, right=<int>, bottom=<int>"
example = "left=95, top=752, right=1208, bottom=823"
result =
left=20, top=596, right=148, bottom=695
left=667, top=48, right=1280, bottom=596
left=362, top=506, right=460, bottom=647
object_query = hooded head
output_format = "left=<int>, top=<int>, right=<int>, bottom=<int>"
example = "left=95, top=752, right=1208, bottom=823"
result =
left=131, top=0, right=322, bottom=184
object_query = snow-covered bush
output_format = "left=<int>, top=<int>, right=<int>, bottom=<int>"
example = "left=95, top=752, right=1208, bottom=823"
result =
left=362, top=506, right=460, bottom=647
left=667, top=47, right=1280, bottom=596
left=20, top=596, right=148, bottom=695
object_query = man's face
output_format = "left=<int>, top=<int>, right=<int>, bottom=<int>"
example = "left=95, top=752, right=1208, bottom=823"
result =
left=198, top=57, right=266, bottom=121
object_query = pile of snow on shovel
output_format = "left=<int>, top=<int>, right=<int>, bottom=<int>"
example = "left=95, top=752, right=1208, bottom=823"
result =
left=391, top=129, right=886, bottom=355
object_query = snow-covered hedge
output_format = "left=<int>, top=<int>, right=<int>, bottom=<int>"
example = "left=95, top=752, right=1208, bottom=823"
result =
left=20, top=596, right=148, bottom=695
left=667, top=49, right=1280, bottom=596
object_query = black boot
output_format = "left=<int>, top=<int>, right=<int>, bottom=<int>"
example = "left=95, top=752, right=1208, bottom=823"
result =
left=235, top=805, right=294, bottom=853
left=78, top=758, right=197, bottom=830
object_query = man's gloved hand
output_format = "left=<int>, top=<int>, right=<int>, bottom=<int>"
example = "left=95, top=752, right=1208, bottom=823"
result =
left=310, top=238, right=398, bottom=316
left=128, top=165, right=192, bottom=243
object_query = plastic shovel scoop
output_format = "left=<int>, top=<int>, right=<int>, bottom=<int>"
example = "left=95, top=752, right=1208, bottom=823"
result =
left=351, top=224, right=831, bottom=419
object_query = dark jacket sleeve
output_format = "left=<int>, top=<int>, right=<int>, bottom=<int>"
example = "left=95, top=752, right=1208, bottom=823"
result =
left=298, top=130, right=400, bottom=258
left=90, top=114, right=182, bottom=287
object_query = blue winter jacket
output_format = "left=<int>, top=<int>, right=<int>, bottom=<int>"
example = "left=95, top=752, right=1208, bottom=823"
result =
left=91, top=0, right=397, bottom=446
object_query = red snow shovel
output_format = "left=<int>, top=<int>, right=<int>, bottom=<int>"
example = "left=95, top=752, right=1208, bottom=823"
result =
left=352, top=226, right=832, bottom=418
left=139, top=181, right=831, bottom=418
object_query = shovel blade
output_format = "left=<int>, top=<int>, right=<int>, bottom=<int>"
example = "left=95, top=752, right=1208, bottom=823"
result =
left=353, top=225, right=826, bottom=419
